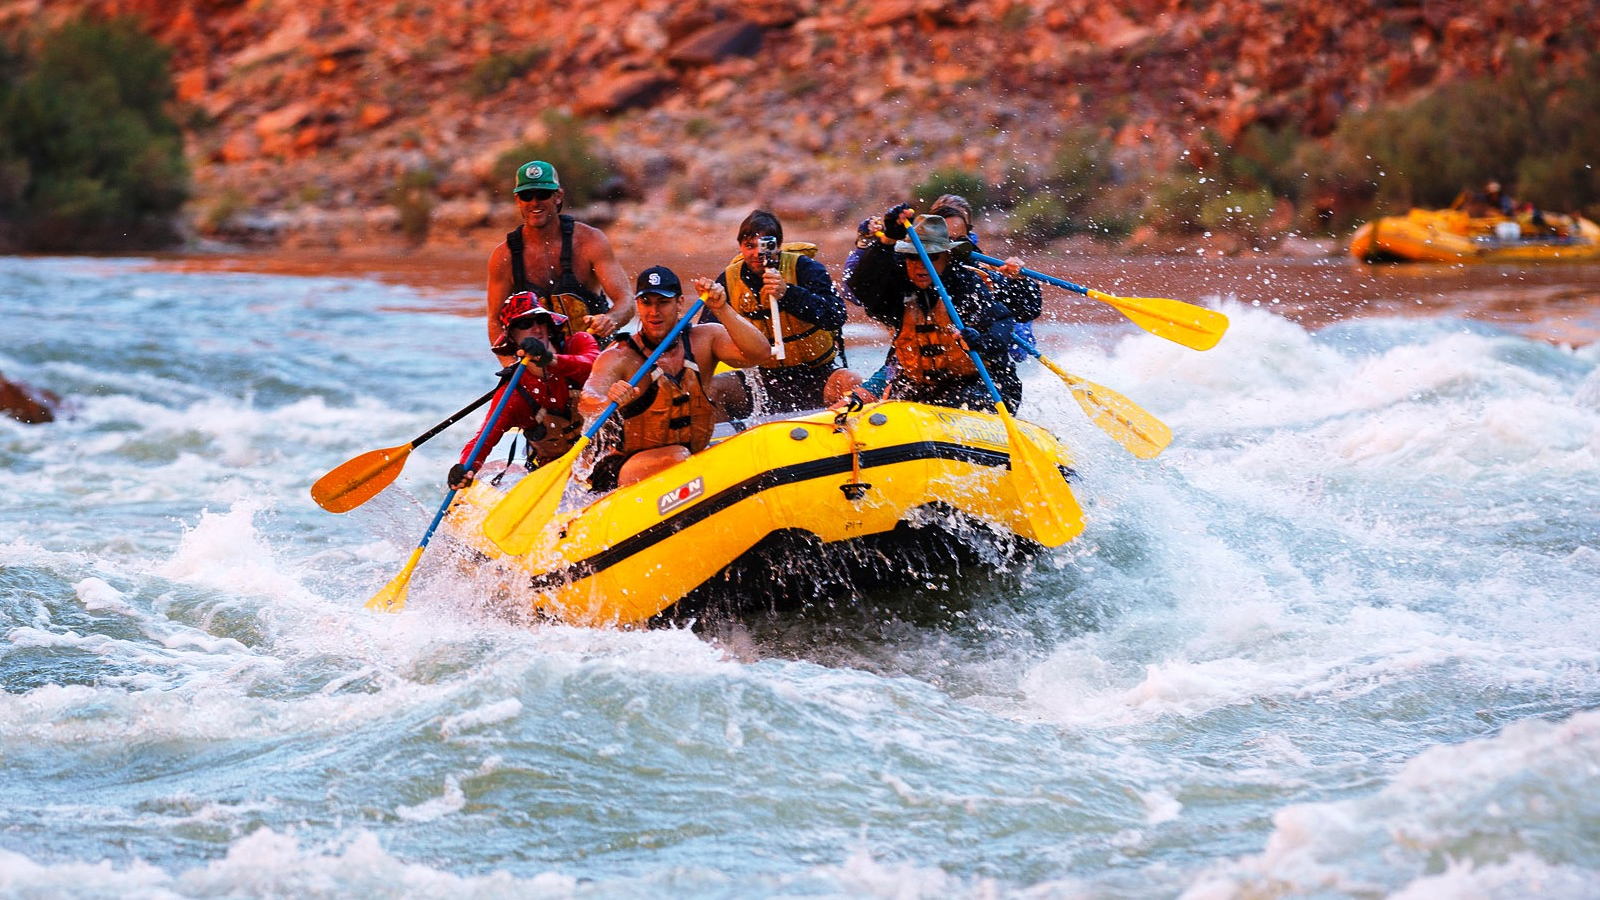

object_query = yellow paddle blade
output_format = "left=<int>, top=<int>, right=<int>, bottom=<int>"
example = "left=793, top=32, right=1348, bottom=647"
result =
left=1036, top=356, right=1172, bottom=459
left=366, top=546, right=423, bottom=612
left=997, top=404, right=1084, bottom=547
left=481, top=436, right=589, bottom=556
left=311, top=444, right=412, bottom=513
left=1087, top=289, right=1228, bottom=352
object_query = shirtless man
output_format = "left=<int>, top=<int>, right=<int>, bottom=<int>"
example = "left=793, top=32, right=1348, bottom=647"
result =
left=485, top=159, right=635, bottom=363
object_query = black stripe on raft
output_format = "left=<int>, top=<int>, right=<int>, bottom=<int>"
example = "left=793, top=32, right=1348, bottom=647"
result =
left=526, top=440, right=1073, bottom=591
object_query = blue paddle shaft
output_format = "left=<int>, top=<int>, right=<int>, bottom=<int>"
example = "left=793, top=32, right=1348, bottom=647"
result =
left=581, top=297, right=707, bottom=442
left=906, top=227, right=1004, bottom=405
left=418, top=362, right=530, bottom=551
left=969, top=251, right=1090, bottom=297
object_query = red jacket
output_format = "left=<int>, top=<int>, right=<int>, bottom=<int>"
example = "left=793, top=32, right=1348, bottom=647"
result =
left=459, top=332, right=599, bottom=465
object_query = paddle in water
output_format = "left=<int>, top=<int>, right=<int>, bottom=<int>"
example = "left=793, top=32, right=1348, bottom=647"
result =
left=311, top=383, right=502, bottom=513
left=967, top=251, right=1228, bottom=351
left=366, top=360, right=531, bottom=613
left=481, top=295, right=709, bottom=557
left=904, top=219, right=1082, bottom=547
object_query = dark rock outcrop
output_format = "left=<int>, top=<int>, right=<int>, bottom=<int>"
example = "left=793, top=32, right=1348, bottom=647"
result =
left=0, top=371, right=57, bottom=424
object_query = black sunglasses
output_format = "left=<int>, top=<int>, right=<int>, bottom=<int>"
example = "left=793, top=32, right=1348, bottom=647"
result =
left=507, top=314, right=545, bottom=328
left=516, top=188, right=557, bottom=202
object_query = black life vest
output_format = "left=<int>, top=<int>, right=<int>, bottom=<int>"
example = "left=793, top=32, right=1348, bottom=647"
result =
left=506, top=214, right=608, bottom=342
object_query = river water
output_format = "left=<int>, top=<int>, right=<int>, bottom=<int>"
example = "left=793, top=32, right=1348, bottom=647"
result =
left=3, top=251, right=1600, bottom=898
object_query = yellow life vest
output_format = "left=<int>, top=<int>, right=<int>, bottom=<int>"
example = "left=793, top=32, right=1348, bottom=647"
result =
left=542, top=293, right=595, bottom=344
left=894, top=294, right=977, bottom=384
left=723, top=242, right=837, bottom=369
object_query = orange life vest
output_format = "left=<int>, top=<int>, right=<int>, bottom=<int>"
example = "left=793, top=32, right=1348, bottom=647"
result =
left=723, top=246, right=838, bottom=369
left=894, top=293, right=977, bottom=384
left=615, top=333, right=715, bottom=455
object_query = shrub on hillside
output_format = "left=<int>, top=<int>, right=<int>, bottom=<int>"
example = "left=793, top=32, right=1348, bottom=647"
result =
left=914, top=169, right=991, bottom=212
left=0, top=17, right=189, bottom=251
left=469, top=46, right=549, bottom=99
left=491, top=111, right=621, bottom=209
left=389, top=169, right=435, bottom=245
left=1041, top=129, right=1115, bottom=216
left=985, top=128, right=1123, bottom=241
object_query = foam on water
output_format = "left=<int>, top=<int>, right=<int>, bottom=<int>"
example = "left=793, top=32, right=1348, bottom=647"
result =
left=1182, top=710, right=1600, bottom=900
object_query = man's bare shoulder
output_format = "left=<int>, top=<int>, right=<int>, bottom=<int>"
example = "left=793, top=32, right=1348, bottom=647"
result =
left=569, top=220, right=617, bottom=252
left=688, top=322, right=728, bottom=357
left=593, top=339, right=639, bottom=368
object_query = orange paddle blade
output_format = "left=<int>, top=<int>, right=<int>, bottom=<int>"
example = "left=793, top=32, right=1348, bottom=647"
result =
left=311, top=444, right=413, bottom=513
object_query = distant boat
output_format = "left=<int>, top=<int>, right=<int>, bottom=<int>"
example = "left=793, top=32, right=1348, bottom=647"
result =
left=1350, top=208, right=1600, bottom=263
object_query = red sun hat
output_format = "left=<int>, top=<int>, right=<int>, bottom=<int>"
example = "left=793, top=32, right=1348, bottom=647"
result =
left=498, top=291, right=569, bottom=330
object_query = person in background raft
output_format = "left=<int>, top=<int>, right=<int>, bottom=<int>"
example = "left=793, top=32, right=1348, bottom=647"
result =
left=700, top=209, right=850, bottom=416
left=1453, top=180, right=1515, bottom=218
left=581, top=266, right=774, bottom=491
left=449, top=292, right=600, bottom=491
left=485, top=160, right=634, bottom=364
left=844, top=208, right=1021, bottom=411
left=928, top=192, right=1042, bottom=363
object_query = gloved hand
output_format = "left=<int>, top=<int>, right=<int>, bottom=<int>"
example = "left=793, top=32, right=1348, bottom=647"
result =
left=855, top=215, right=883, bottom=249
left=882, top=203, right=914, bottom=240
left=496, top=363, right=518, bottom=378
left=958, top=326, right=984, bottom=353
left=448, top=463, right=474, bottom=490
left=519, top=336, right=554, bottom=367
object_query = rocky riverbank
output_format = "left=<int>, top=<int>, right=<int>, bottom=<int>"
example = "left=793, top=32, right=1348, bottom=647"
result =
left=14, top=0, right=1595, bottom=252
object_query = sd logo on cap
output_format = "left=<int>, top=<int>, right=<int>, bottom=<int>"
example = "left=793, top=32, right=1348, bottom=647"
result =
left=635, top=265, right=682, bottom=297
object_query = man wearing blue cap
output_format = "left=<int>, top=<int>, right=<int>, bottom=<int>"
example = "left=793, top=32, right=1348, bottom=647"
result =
left=579, top=265, right=774, bottom=491
left=486, top=159, right=635, bottom=362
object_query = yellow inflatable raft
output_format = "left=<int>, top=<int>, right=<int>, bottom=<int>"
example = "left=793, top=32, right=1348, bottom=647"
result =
left=441, top=400, right=1084, bottom=626
left=1350, top=208, right=1600, bottom=263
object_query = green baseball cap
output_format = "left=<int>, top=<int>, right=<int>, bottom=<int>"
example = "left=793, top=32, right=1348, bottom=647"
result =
left=513, top=160, right=560, bottom=194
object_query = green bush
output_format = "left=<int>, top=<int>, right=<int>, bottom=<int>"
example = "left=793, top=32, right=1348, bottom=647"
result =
left=1010, top=193, right=1074, bottom=243
left=388, top=169, right=435, bottom=245
left=1198, top=187, right=1278, bottom=237
left=492, top=111, right=619, bottom=208
left=1144, top=174, right=1210, bottom=234
left=1039, top=128, right=1115, bottom=223
left=469, top=45, right=548, bottom=98
left=1311, top=49, right=1600, bottom=223
left=914, top=168, right=990, bottom=211
left=0, top=17, right=189, bottom=250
